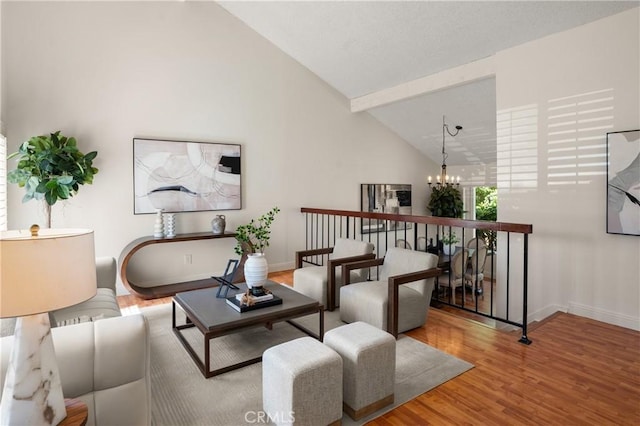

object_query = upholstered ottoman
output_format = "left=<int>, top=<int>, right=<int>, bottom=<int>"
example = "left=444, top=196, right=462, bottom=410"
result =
left=262, top=337, right=343, bottom=426
left=324, top=321, right=396, bottom=420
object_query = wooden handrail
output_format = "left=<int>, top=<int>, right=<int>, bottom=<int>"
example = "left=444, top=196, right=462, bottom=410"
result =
left=300, top=207, right=532, bottom=234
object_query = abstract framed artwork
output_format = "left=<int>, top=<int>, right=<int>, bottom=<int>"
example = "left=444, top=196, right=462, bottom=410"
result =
left=133, top=138, right=241, bottom=214
left=606, top=129, right=640, bottom=236
left=360, top=184, right=412, bottom=234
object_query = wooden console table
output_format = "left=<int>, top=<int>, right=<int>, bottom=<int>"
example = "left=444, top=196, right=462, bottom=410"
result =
left=119, top=232, right=236, bottom=299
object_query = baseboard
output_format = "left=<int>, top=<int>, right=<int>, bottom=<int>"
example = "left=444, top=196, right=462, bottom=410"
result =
left=568, top=301, right=640, bottom=331
left=492, top=304, right=566, bottom=330
left=528, top=304, right=567, bottom=323
left=268, top=261, right=295, bottom=272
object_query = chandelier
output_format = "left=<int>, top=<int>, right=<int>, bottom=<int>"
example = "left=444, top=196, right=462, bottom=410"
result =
left=428, top=115, right=463, bottom=187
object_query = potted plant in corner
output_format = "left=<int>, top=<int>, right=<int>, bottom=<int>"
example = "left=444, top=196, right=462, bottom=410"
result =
left=7, top=131, right=98, bottom=228
left=234, top=207, right=280, bottom=296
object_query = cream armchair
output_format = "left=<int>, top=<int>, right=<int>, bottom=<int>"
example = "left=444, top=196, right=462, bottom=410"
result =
left=339, top=247, right=440, bottom=337
left=1, top=314, right=151, bottom=426
left=293, top=238, right=375, bottom=311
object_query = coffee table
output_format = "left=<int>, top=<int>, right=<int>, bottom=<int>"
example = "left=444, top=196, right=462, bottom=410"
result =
left=172, top=280, right=324, bottom=378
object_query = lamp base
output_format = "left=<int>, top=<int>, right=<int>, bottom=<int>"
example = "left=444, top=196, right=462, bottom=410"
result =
left=0, top=313, right=66, bottom=426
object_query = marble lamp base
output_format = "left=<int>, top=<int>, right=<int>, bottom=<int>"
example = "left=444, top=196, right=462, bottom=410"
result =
left=0, top=313, right=66, bottom=425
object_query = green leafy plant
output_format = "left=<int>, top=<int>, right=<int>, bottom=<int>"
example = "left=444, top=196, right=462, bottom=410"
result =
left=441, top=232, right=459, bottom=246
left=234, top=207, right=281, bottom=255
left=475, top=186, right=497, bottom=251
left=7, top=131, right=99, bottom=227
left=427, top=185, right=464, bottom=218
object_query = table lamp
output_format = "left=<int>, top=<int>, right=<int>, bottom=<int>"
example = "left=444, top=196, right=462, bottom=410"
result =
left=0, top=226, right=97, bottom=425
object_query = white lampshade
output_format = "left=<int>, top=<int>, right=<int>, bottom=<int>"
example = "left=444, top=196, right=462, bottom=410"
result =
left=0, top=227, right=97, bottom=318
left=0, top=227, right=97, bottom=425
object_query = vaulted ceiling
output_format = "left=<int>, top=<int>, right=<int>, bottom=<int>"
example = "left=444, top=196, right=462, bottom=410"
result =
left=217, top=1, right=638, bottom=167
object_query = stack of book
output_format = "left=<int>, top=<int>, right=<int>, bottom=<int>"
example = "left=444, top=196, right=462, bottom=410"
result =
left=226, top=291, right=283, bottom=312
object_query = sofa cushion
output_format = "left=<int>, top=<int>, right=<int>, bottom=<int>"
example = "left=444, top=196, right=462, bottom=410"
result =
left=51, top=288, right=121, bottom=327
left=0, top=314, right=151, bottom=426
left=340, top=280, right=429, bottom=333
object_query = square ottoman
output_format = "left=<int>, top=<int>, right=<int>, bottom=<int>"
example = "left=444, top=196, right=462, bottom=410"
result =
left=324, top=321, right=395, bottom=420
left=262, top=336, right=342, bottom=426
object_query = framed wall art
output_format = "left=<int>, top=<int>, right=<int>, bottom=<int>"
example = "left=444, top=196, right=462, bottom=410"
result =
left=360, top=183, right=412, bottom=234
left=606, top=129, right=639, bottom=236
left=133, top=138, right=241, bottom=214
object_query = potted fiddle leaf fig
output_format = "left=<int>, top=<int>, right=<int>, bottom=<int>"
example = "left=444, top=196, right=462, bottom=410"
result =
left=7, top=131, right=99, bottom=227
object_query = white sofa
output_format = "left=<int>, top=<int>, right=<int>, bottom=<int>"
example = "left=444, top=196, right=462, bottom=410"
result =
left=49, top=256, right=122, bottom=327
left=1, top=314, right=151, bottom=426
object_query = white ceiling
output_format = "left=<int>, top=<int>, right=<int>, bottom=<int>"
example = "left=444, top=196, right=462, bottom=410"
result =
left=217, top=1, right=638, bottom=167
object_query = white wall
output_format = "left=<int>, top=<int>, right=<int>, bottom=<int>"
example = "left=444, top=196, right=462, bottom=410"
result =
left=496, top=8, right=640, bottom=330
left=0, top=0, right=3, bottom=133
left=2, top=2, right=436, bottom=294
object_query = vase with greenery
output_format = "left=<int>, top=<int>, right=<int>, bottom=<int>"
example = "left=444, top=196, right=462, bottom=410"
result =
left=427, top=185, right=464, bottom=218
left=7, top=131, right=98, bottom=228
left=441, top=231, right=459, bottom=255
left=233, top=207, right=281, bottom=255
left=234, top=207, right=280, bottom=296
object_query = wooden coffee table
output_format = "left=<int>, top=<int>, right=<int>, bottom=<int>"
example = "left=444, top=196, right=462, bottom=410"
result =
left=172, top=280, right=324, bottom=378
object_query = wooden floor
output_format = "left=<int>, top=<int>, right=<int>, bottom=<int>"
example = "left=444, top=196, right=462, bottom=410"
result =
left=117, top=270, right=640, bottom=425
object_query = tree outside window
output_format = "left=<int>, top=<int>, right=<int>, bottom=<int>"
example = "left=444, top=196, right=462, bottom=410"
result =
left=475, top=186, right=497, bottom=250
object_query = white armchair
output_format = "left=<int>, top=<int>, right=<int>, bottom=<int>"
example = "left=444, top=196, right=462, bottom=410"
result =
left=339, top=248, right=440, bottom=337
left=293, top=238, right=375, bottom=311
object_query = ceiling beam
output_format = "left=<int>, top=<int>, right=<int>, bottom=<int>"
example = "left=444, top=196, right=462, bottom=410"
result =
left=350, top=55, right=496, bottom=113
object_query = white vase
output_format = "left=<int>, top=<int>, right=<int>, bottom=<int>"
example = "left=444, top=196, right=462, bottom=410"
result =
left=443, top=244, right=455, bottom=255
left=164, top=213, right=176, bottom=238
left=244, top=253, right=268, bottom=292
left=153, top=209, right=164, bottom=239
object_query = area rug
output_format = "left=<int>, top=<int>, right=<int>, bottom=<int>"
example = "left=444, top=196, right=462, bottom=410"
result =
left=141, top=303, right=473, bottom=426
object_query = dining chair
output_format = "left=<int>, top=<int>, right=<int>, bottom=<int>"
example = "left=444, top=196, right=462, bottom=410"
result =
left=465, top=244, right=488, bottom=296
left=438, top=248, right=471, bottom=302
left=395, top=239, right=412, bottom=250
left=466, top=237, right=487, bottom=251
left=416, top=236, right=427, bottom=252
left=293, top=238, right=375, bottom=311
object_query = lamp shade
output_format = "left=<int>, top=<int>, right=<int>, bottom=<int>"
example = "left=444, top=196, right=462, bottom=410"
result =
left=0, top=228, right=97, bottom=318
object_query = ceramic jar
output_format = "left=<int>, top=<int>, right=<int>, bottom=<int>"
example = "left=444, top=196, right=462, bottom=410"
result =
left=211, top=215, right=226, bottom=234
left=244, top=253, right=268, bottom=291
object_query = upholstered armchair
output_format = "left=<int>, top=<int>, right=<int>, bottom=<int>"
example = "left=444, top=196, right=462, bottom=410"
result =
left=293, top=238, right=375, bottom=311
left=339, top=248, right=440, bottom=338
